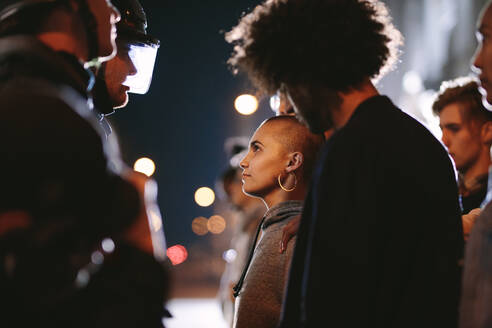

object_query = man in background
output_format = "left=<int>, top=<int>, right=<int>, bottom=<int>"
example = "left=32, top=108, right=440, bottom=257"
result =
left=226, top=0, right=464, bottom=326
left=433, top=78, right=492, bottom=239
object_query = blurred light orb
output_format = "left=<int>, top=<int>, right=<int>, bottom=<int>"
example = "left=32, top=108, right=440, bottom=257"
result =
left=402, top=70, right=423, bottom=95
left=75, top=269, right=90, bottom=288
left=91, top=251, right=104, bottom=265
left=207, top=215, right=226, bottom=234
left=166, top=245, right=188, bottom=266
left=223, top=249, right=237, bottom=263
left=133, top=157, right=156, bottom=177
left=148, top=208, right=163, bottom=232
left=192, top=216, right=209, bottom=236
left=101, top=238, right=115, bottom=253
left=270, top=94, right=281, bottom=112
left=234, top=94, right=258, bottom=115
left=194, top=187, right=215, bottom=207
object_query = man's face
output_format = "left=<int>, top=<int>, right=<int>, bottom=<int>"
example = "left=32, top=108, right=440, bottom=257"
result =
left=86, top=0, right=121, bottom=60
left=286, top=85, right=336, bottom=134
left=104, top=41, right=138, bottom=108
left=473, top=3, right=492, bottom=108
left=439, top=102, right=483, bottom=173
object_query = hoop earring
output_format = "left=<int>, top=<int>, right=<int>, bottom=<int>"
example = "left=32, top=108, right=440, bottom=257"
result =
left=278, top=172, right=297, bottom=192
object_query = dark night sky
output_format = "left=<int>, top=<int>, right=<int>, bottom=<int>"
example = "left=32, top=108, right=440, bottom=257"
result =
left=109, top=0, right=270, bottom=247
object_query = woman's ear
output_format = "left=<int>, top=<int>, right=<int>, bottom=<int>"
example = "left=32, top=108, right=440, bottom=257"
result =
left=481, top=121, right=492, bottom=145
left=286, top=152, right=304, bottom=173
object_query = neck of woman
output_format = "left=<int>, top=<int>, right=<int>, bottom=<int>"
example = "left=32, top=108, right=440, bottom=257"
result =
left=262, top=184, right=306, bottom=209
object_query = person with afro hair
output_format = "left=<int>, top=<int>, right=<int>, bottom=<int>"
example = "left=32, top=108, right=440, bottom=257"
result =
left=226, top=0, right=464, bottom=327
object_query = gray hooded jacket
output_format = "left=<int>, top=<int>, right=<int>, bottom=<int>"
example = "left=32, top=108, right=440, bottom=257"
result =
left=233, top=200, right=303, bottom=328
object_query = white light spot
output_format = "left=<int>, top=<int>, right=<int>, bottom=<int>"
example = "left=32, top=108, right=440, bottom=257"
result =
left=194, top=187, right=215, bottom=207
left=234, top=94, right=258, bottom=115
left=101, top=238, right=115, bottom=253
left=222, top=249, right=237, bottom=263
left=270, top=94, right=280, bottom=112
left=403, top=71, right=423, bottom=95
left=134, top=157, right=156, bottom=177
left=149, top=209, right=163, bottom=231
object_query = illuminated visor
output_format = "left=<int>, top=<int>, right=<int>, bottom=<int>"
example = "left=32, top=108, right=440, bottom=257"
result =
left=123, top=43, right=159, bottom=94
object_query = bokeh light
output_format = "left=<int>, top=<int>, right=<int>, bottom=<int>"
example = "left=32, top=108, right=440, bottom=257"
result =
left=222, top=249, right=237, bottom=263
left=91, top=251, right=104, bottom=265
left=101, top=238, right=115, bottom=253
left=192, top=216, right=209, bottom=236
left=194, top=187, right=215, bottom=207
left=402, top=70, right=423, bottom=95
left=207, top=215, right=226, bottom=234
left=234, top=94, right=258, bottom=115
left=133, top=157, right=156, bottom=177
left=166, top=245, right=188, bottom=266
left=270, top=94, right=280, bottom=112
left=148, top=208, right=163, bottom=232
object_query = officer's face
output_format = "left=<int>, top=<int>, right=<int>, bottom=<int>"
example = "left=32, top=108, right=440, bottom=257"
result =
left=473, top=3, right=492, bottom=109
left=105, top=41, right=137, bottom=108
left=87, top=0, right=121, bottom=61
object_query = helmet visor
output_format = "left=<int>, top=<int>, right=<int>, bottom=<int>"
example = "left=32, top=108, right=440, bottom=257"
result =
left=122, top=43, right=159, bottom=94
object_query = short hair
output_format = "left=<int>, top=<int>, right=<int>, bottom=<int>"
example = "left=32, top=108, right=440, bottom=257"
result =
left=432, top=77, right=492, bottom=126
left=262, top=115, right=324, bottom=183
left=226, top=0, right=402, bottom=94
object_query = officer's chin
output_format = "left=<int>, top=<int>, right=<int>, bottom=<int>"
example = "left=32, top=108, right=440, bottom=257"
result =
left=112, top=92, right=129, bottom=109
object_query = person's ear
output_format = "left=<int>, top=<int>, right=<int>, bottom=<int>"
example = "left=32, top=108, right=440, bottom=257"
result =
left=285, top=152, right=304, bottom=173
left=480, top=121, right=492, bottom=144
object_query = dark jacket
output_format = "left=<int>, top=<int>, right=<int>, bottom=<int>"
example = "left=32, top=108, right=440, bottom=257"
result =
left=0, top=35, right=112, bottom=135
left=0, top=34, right=169, bottom=327
left=0, top=35, right=93, bottom=100
left=279, top=96, right=464, bottom=328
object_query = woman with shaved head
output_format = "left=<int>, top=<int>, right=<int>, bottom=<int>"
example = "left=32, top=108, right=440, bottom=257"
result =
left=231, top=116, right=323, bottom=328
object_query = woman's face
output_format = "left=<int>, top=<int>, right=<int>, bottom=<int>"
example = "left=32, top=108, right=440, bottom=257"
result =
left=239, top=123, right=289, bottom=199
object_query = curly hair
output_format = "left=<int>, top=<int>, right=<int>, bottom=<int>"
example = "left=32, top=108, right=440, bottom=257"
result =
left=226, top=0, right=403, bottom=94
left=432, top=76, right=492, bottom=126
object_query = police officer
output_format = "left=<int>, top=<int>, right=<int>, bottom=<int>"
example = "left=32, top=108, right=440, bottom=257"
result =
left=93, top=0, right=160, bottom=115
left=0, top=1, right=170, bottom=326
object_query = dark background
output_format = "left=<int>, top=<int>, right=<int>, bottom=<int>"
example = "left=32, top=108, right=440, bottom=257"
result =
left=109, top=0, right=486, bottom=256
left=109, top=0, right=272, bottom=249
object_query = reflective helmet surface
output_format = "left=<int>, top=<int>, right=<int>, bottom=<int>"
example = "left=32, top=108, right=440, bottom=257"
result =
left=110, top=0, right=160, bottom=94
left=112, top=0, right=159, bottom=47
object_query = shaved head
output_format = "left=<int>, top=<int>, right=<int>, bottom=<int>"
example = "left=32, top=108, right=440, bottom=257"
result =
left=260, top=115, right=325, bottom=181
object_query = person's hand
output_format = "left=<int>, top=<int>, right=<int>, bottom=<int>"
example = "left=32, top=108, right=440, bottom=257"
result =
left=463, top=208, right=481, bottom=241
left=280, top=214, right=301, bottom=253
